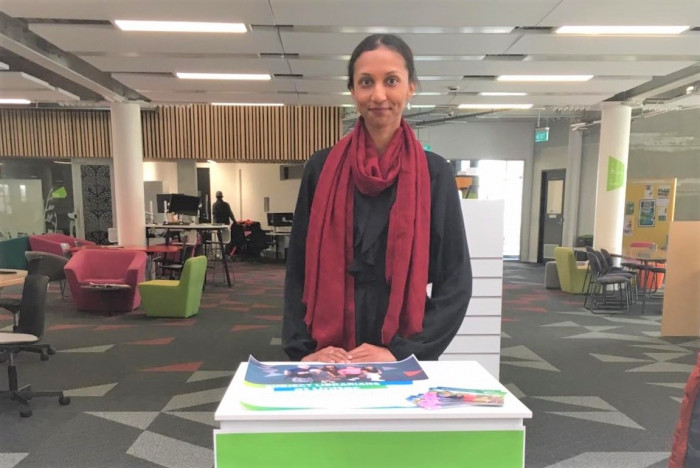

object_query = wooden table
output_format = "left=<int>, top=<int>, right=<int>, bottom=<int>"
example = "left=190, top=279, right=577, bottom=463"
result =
left=0, top=269, right=28, bottom=288
left=613, top=248, right=667, bottom=314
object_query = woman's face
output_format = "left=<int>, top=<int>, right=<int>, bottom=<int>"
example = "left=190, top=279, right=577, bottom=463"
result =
left=350, top=46, right=415, bottom=133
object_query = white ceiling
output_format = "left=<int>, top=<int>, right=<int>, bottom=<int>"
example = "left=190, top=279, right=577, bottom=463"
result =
left=1, top=0, right=699, bottom=120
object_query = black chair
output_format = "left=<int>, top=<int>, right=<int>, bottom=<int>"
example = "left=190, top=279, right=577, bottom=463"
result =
left=0, top=275, right=70, bottom=417
left=158, top=243, right=196, bottom=279
left=584, top=251, right=630, bottom=313
left=595, top=249, right=638, bottom=302
left=25, top=251, right=69, bottom=299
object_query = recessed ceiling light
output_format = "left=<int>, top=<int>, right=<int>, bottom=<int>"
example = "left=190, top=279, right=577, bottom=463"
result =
left=0, top=98, right=31, bottom=105
left=114, top=20, right=247, bottom=33
left=497, top=75, right=593, bottom=82
left=555, top=25, right=689, bottom=35
left=177, top=73, right=271, bottom=80
left=458, top=104, right=533, bottom=110
left=211, top=102, right=284, bottom=106
left=479, top=92, right=528, bottom=96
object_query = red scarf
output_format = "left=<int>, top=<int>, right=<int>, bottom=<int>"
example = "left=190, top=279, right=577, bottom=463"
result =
left=302, top=118, right=430, bottom=351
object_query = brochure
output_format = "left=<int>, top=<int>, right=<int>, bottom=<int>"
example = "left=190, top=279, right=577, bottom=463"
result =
left=239, top=355, right=428, bottom=410
left=407, top=387, right=506, bottom=409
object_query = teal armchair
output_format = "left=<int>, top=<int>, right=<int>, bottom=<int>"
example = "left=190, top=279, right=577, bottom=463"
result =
left=138, top=256, right=207, bottom=318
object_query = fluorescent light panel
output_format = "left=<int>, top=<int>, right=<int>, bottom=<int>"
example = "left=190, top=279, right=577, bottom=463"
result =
left=556, top=25, right=689, bottom=35
left=211, top=102, right=283, bottom=106
left=498, top=75, right=593, bottom=82
left=115, top=20, right=247, bottom=33
left=177, top=73, right=270, bottom=80
left=458, top=104, right=533, bottom=110
left=0, top=98, right=31, bottom=104
left=479, top=92, right=527, bottom=96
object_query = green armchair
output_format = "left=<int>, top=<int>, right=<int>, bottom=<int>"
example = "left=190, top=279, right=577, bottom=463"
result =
left=138, top=256, right=207, bottom=318
left=553, top=247, right=590, bottom=294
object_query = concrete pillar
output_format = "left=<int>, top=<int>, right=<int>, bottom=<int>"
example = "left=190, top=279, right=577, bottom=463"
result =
left=593, top=102, right=632, bottom=252
left=110, top=102, right=145, bottom=246
left=563, top=127, right=583, bottom=247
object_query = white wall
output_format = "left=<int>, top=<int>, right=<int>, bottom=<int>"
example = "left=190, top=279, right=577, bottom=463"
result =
left=143, top=161, right=178, bottom=194
left=198, top=162, right=301, bottom=227
left=416, top=121, right=535, bottom=261
left=578, top=128, right=601, bottom=237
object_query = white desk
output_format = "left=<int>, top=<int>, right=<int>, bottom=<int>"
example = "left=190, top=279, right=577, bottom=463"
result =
left=214, top=360, right=531, bottom=467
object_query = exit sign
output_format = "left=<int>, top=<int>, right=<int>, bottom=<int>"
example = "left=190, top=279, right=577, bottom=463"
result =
left=535, top=127, right=549, bottom=143
left=423, top=144, right=432, bottom=151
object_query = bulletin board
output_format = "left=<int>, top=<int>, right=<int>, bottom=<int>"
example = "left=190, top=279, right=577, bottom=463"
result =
left=622, top=179, right=677, bottom=249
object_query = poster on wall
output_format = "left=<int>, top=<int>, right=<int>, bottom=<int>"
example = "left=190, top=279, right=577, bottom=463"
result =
left=643, top=185, right=654, bottom=199
left=625, top=201, right=635, bottom=215
left=657, top=185, right=671, bottom=199
left=639, top=199, right=656, bottom=227
left=623, top=215, right=634, bottom=235
left=658, top=206, right=668, bottom=222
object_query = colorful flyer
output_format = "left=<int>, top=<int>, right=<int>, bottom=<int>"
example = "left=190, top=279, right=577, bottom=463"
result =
left=244, top=355, right=428, bottom=387
left=407, top=387, right=507, bottom=410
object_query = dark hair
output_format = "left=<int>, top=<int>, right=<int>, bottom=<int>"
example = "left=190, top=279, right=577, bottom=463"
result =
left=347, top=34, right=418, bottom=90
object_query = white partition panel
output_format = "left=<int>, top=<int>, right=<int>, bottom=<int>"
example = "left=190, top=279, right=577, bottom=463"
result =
left=441, top=199, right=504, bottom=379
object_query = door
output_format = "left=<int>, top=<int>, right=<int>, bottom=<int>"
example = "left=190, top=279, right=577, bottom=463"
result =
left=538, top=169, right=565, bottom=263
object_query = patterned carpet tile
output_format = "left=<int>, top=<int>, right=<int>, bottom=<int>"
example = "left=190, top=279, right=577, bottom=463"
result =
left=0, top=260, right=694, bottom=468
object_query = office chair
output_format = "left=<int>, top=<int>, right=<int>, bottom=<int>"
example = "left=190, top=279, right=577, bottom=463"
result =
left=25, top=250, right=69, bottom=299
left=0, top=275, right=70, bottom=417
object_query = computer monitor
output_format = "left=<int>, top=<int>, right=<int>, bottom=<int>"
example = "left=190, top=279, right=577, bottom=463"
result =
left=267, top=212, right=294, bottom=227
left=168, top=194, right=200, bottom=216
left=156, top=193, right=173, bottom=213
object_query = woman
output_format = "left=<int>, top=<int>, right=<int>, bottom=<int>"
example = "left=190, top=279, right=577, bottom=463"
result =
left=283, top=34, right=472, bottom=363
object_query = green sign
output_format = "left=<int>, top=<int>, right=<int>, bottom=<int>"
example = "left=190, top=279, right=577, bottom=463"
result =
left=535, top=127, right=549, bottom=143
left=606, top=156, right=626, bottom=191
left=422, top=144, right=431, bottom=151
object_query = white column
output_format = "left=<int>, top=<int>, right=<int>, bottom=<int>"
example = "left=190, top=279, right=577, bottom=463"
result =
left=593, top=102, right=632, bottom=252
left=110, top=102, right=146, bottom=246
left=562, top=128, right=583, bottom=247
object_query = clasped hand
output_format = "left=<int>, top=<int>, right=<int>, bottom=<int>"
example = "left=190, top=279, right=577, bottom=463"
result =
left=301, top=343, right=396, bottom=363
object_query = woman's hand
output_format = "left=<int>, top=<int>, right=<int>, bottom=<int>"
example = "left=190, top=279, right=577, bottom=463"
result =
left=301, top=346, right=352, bottom=363
left=348, top=344, right=396, bottom=363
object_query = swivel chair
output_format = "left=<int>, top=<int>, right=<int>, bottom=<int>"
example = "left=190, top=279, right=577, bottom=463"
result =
left=0, top=275, right=70, bottom=417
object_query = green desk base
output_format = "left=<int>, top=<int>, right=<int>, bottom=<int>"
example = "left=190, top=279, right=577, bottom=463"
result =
left=215, top=430, right=524, bottom=467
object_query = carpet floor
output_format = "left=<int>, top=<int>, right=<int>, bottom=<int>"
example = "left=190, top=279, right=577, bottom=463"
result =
left=0, top=260, right=694, bottom=468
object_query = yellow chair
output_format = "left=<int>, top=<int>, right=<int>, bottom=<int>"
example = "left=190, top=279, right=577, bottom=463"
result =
left=553, top=247, right=590, bottom=294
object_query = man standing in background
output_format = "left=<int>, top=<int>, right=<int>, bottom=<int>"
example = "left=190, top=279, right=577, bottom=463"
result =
left=212, top=191, right=237, bottom=255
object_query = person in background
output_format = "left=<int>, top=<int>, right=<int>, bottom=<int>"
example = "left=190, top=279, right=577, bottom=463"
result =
left=212, top=191, right=237, bottom=255
left=283, top=34, right=472, bottom=364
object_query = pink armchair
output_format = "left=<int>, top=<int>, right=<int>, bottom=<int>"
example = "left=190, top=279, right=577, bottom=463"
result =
left=29, top=233, right=96, bottom=257
left=64, top=249, right=147, bottom=312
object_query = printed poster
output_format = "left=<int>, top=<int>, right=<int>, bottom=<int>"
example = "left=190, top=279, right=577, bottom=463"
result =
left=625, top=201, right=635, bottom=215
left=657, top=185, right=670, bottom=199
left=623, top=216, right=634, bottom=235
left=643, top=185, right=654, bottom=199
left=239, top=355, right=430, bottom=410
left=658, top=206, right=668, bottom=222
left=639, top=199, right=655, bottom=227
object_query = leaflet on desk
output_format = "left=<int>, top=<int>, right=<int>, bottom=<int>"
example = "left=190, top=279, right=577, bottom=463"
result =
left=240, top=355, right=428, bottom=410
